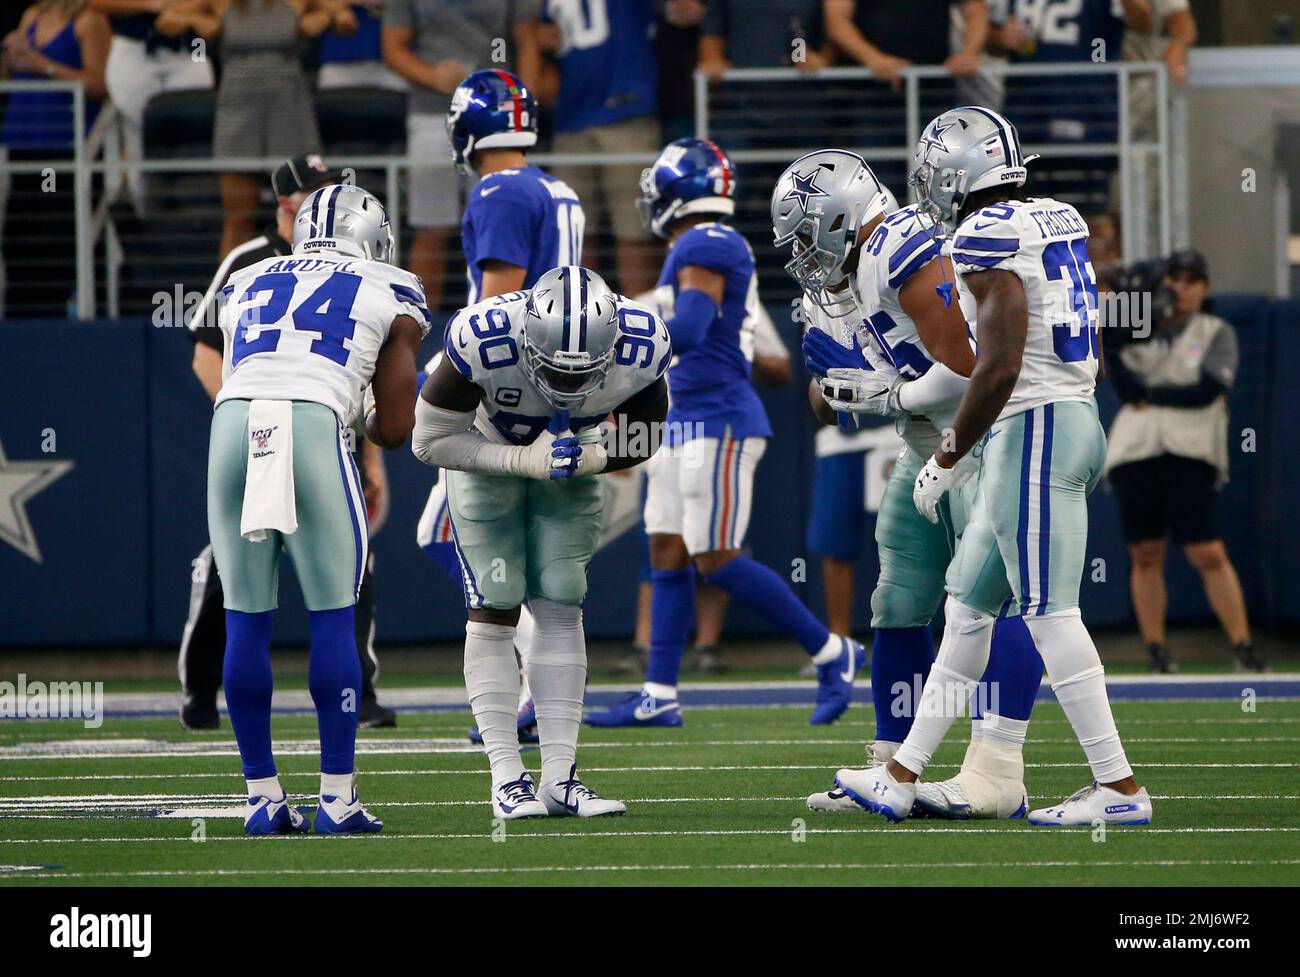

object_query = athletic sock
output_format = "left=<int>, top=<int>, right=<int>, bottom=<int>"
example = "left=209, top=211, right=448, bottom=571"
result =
left=526, top=600, right=588, bottom=788
left=1025, top=610, right=1133, bottom=784
left=643, top=681, right=677, bottom=700
left=893, top=599, right=995, bottom=777
left=464, top=621, right=526, bottom=784
left=246, top=775, right=284, bottom=801
left=223, top=610, right=276, bottom=780
left=980, top=616, right=1045, bottom=722
left=320, top=772, right=353, bottom=800
left=645, top=566, right=696, bottom=690
left=705, top=555, right=829, bottom=655
left=308, top=606, right=362, bottom=776
left=870, top=626, right=935, bottom=743
left=516, top=602, right=536, bottom=707
left=979, top=712, right=1030, bottom=749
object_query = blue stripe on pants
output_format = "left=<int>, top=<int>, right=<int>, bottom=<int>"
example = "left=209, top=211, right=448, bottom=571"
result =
left=1017, top=409, right=1034, bottom=615
left=334, top=428, right=364, bottom=602
left=1036, top=404, right=1054, bottom=615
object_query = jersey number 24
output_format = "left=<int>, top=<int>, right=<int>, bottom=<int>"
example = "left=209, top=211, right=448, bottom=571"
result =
left=231, top=271, right=359, bottom=369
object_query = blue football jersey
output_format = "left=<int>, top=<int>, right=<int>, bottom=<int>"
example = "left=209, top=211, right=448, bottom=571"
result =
left=461, top=165, right=585, bottom=303
left=657, top=222, right=770, bottom=442
left=542, top=0, right=657, bottom=133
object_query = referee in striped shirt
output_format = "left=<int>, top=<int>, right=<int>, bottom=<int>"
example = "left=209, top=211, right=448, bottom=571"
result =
left=181, top=154, right=397, bottom=730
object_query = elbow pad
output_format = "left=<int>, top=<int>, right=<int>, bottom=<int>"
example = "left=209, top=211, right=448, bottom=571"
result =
left=665, top=288, right=718, bottom=353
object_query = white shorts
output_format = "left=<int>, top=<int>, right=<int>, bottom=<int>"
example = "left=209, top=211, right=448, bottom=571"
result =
left=643, top=435, right=767, bottom=555
left=407, top=113, right=463, bottom=228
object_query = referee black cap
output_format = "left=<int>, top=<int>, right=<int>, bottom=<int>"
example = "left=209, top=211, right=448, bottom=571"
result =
left=272, top=154, right=345, bottom=199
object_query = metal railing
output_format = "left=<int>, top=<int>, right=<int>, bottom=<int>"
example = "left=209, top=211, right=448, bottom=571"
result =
left=695, top=62, right=1183, bottom=263
left=0, top=60, right=1184, bottom=321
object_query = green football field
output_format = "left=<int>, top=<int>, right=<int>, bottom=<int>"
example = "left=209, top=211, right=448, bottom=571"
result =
left=3, top=690, right=1299, bottom=887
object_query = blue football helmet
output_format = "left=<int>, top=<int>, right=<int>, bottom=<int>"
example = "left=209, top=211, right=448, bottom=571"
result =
left=446, top=69, right=538, bottom=174
left=637, top=137, right=736, bottom=238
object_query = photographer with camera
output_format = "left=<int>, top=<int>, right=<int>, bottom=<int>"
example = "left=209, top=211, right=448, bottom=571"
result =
left=1102, top=250, right=1264, bottom=674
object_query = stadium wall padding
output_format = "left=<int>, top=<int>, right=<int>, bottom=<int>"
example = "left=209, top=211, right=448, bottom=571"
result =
left=1, top=295, right=1295, bottom=648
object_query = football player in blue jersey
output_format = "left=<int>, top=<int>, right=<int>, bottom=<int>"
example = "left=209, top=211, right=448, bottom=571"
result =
left=585, top=138, right=865, bottom=730
left=418, top=68, right=588, bottom=745
left=773, top=149, right=1045, bottom=819
left=413, top=266, right=672, bottom=818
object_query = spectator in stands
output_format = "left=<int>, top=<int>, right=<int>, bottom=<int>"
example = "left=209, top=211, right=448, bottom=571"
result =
left=90, top=2, right=214, bottom=216
left=1103, top=250, right=1264, bottom=674
left=382, top=0, right=540, bottom=312
left=318, top=0, right=405, bottom=91
left=1, top=0, right=110, bottom=317
left=825, top=0, right=988, bottom=86
left=989, top=0, right=1152, bottom=267
left=1120, top=0, right=1195, bottom=258
left=163, top=0, right=356, bottom=259
left=824, top=1, right=988, bottom=191
left=534, top=0, right=660, bottom=296
left=654, top=0, right=704, bottom=143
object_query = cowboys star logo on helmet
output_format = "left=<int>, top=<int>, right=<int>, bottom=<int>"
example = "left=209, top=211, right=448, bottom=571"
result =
left=782, top=168, right=828, bottom=217
left=919, top=118, right=957, bottom=161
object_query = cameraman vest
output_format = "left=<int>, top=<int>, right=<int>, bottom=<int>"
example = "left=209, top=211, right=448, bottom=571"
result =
left=1103, top=312, right=1231, bottom=485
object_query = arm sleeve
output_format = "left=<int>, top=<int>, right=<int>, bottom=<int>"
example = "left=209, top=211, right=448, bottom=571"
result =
left=664, top=288, right=718, bottom=354
left=1146, top=371, right=1229, bottom=408
left=1200, top=320, right=1239, bottom=390
left=412, top=398, right=530, bottom=475
left=897, top=361, right=969, bottom=413
left=1104, top=345, right=1150, bottom=404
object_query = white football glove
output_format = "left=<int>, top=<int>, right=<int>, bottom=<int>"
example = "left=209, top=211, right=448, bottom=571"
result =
left=913, top=453, right=962, bottom=524
left=820, top=365, right=906, bottom=417
left=512, top=431, right=580, bottom=480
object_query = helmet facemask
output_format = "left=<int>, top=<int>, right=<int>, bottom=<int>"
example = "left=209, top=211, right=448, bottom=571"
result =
left=520, top=335, right=614, bottom=410
left=776, top=210, right=855, bottom=315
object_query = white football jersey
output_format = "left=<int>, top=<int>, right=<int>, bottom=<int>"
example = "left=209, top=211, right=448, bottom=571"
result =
left=217, top=253, right=432, bottom=422
left=443, top=289, right=672, bottom=445
left=950, top=198, right=1100, bottom=420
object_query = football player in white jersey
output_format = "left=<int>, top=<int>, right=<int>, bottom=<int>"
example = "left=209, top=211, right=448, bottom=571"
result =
left=843, top=107, right=1152, bottom=827
left=210, top=184, right=430, bottom=835
left=413, top=265, right=671, bottom=819
left=773, top=151, right=1044, bottom=820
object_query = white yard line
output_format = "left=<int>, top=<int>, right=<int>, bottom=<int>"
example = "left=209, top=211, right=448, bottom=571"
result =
left=5, top=857, right=1300, bottom=880
left=4, top=825, right=1300, bottom=845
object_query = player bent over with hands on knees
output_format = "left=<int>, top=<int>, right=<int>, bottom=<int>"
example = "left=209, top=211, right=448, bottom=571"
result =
left=772, top=150, right=1044, bottom=820
left=413, top=265, right=672, bottom=819
left=209, top=185, right=429, bottom=835
left=834, top=107, right=1151, bottom=827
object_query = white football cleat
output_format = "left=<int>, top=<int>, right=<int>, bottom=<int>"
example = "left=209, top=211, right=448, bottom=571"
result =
left=806, top=786, right=863, bottom=812
left=808, top=741, right=901, bottom=811
left=834, top=765, right=916, bottom=822
left=540, top=764, right=626, bottom=817
left=491, top=773, right=549, bottom=820
left=1029, top=783, right=1153, bottom=827
left=914, top=772, right=1027, bottom=820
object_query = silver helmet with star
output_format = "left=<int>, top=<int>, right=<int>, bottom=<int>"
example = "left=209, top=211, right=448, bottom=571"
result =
left=771, top=150, right=891, bottom=306
left=908, top=106, right=1037, bottom=232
